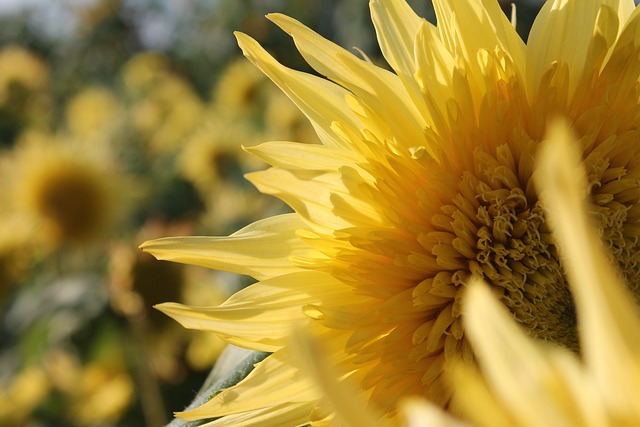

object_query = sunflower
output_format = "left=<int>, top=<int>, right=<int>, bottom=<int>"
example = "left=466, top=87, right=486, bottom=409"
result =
left=0, top=45, right=49, bottom=103
left=130, top=74, right=205, bottom=156
left=0, top=45, right=50, bottom=139
left=142, top=0, right=640, bottom=425
left=120, top=52, right=171, bottom=98
left=122, top=53, right=205, bottom=156
left=211, top=58, right=269, bottom=118
left=178, top=119, right=261, bottom=194
left=0, top=365, right=50, bottom=427
left=65, top=86, right=122, bottom=139
left=2, top=131, right=132, bottom=248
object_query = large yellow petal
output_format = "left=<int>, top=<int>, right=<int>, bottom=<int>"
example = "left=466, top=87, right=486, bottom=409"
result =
left=369, top=0, right=421, bottom=77
left=290, top=327, right=392, bottom=427
left=413, top=20, right=456, bottom=139
left=244, top=141, right=360, bottom=172
left=526, top=1, right=627, bottom=101
left=399, top=398, right=469, bottom=427
left=235, top=32, right=360, bottom=149
left=618, top=0, right=637, bottom=23
left=198, top=402, right=317, bottom=427
left=267, top=13, right=428, bottom=153
left=140, top=214, right=308, bottom=281
left=535, top=122, right=640, bottom=420
left=156, top=271, right=351, bottom=352
left=179, top=349, right=319, bottom=419
left=432, top=0, right=525, bottom=76
left=464, top=282, right=606, bottom=427
left=591, top=5, right=640, bottom=132
left=369, top=0, right=433, bottom=136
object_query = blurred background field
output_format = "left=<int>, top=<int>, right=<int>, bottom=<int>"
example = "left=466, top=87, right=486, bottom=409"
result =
left=0, top=1, right=542, bottom=426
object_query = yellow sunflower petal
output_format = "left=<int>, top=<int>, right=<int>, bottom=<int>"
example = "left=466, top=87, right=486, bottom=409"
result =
left=526, top=1, right=625, bottom=101
left=290, top=327, right=392, bottom=427
left=179, top=349, right=318, bottom=420
left=399, top=397, right=469, bottom=427
left=621, top=0, right=637, bottom=20
left=369, top=0, right=435, bottom=132
left=244, top=141, right=359, bottom=172
left=535, top=121, right=640, bottom=420
left=431, top=0, right=525, bottom=74
left=448, top=363, right=517, bottom=427
left=156, top=271, right=350, bottom=352
left=369, top=0, right=422, bottom=78
left=235, top=32, right=360, bottom=148
left=140, top=214, right=307, bottom=280
left=591, top=6, right=640, bottom=127
left=464, top=282, right=604, bottom=427
left=197, top=402, right=317, bottom=427
left=413, top=21, right=456, bottom=137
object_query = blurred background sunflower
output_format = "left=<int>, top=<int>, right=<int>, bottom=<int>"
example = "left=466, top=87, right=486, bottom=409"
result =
left=0, top=0, right=545, bottom=426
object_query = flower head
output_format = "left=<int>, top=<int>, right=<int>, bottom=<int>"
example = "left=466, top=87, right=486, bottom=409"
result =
left=142, top=0, right=640, bottom=424
left=0, top=45, right=51, bottom=138
left=211, top=57, right=268, bottom=118
left=123, top=54, right=205, bottom=156
left=0, top=45, right=49, bottom=103
left=65, top=86, right=123, bottom=139
left=1, top=131, right=131, bottom=248
left=178, top=120, right=261, bottom=194
left=121, top=52, right=171, bottom=97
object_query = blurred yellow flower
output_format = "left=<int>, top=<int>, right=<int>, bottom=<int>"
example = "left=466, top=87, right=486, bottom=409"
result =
left=68, top=363, right=134, bottom=426
left=121, top=51, right=205, bottom=155
left=44, top=347, right=135, bottom=427
left=1, top=130, right=132, bottom=248
left=121, top=52, right=171, bottom=97
left=0, top=45, right=49, bottom=104
left=143, top=0, right=640, bottom=425
left=199, top=182, right=276, bottom=233
left=178, top=119, right=261, bottom=194
left=132, top=75, right=204, bottom=155
left=0, top=45, right=51, bottom=131
left=65, top=86, right=123, bottom=139
left=212, top=57, right=268, bottom=118
left=0, top=365, right=51, bottom=427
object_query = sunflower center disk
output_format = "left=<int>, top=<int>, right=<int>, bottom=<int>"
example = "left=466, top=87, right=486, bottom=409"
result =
left=452, top=161, right=577, bottom=351
left=29, top=163, right=109, bottom=244
left=412, top=142, right=578, bottom=356
left=343, top=120, right=640, bottom=409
